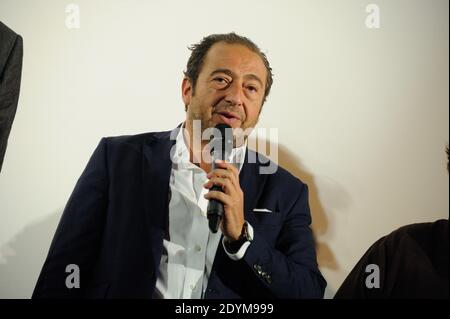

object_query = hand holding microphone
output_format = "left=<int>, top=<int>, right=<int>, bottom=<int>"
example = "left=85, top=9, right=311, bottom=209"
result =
left=204, top=124, right=245, bottom=241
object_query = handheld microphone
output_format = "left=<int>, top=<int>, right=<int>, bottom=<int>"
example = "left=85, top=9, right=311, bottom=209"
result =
left=207, top=123, right=233, bottom=233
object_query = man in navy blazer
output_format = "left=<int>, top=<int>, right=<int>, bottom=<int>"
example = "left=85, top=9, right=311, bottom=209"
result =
left=33, top=33, right=326, bottom=299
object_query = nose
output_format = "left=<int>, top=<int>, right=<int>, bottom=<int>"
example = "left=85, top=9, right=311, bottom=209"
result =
left=224, top=81, right=243, bottom=106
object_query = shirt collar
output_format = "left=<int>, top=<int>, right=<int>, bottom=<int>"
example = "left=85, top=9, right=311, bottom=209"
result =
left=171, top=124, right=247, bottom=173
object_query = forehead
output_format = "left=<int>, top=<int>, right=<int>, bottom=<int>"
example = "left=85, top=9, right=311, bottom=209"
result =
left=201, top=42, right=267, bottom=80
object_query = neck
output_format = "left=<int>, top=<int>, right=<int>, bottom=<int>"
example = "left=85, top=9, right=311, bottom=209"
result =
left=183, top=127, right=212, bottom=173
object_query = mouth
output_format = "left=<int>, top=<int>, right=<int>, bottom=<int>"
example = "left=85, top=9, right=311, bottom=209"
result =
left=213, top=111, right=242, bottom=127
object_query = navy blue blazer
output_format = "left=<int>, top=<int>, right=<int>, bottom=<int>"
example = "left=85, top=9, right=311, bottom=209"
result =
left=32, top=128, right=326, bottom=299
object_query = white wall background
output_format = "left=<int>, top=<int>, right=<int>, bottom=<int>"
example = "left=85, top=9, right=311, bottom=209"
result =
left=0, top=0, right=448, bottom=299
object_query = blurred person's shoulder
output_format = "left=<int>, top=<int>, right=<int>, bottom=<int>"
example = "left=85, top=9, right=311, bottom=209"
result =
left=104, top=129, right=173, bottom=149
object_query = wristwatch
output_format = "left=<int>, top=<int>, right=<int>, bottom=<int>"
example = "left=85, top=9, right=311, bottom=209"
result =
left=238, top=221, right=252, bottom=242
left=225, top=221, right=252, bottom=253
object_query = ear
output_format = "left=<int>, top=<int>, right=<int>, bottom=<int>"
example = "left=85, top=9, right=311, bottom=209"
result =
left=182, top=77, right=193, bottom=108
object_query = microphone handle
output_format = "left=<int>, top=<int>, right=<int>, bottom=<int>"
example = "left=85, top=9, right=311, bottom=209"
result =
left=207, top=185, right=224, bottom=233
left=207, top=156, right=225, bottom=233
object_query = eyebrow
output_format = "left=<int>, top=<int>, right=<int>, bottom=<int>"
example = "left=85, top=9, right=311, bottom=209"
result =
left=209, top=68, right=264, bottom=87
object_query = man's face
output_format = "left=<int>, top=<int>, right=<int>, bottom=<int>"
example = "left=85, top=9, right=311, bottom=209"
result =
left=182, top=42, right=267, bottom=143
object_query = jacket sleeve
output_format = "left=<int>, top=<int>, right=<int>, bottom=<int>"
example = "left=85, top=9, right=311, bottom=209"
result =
left=0, top=22, right=23, bottom=172
left=242, top=183, right=327, bottom=298
left=32, top=138, right=109, bottom=298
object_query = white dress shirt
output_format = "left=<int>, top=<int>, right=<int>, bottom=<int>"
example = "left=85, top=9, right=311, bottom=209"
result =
left=153, top=126, right=252, bottom=299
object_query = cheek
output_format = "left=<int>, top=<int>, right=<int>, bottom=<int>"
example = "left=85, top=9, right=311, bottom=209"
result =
left=191, top=94, right=210, bottom=111
left=245, top=104, right=262, bottom=122
left=197, top=87, right=218, bottom=105
left=208, top=90, right=224, bottom=106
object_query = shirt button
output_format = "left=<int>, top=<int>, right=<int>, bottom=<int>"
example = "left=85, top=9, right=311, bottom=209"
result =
left=195, top=245, right=202, bottom=252
left=190, top=284, right=196, bottom=290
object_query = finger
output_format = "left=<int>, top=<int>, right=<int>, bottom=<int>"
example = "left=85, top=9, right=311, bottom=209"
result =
left=207, top=169, right=237, bottom=187
left=205, top=191, right=242, bottom=228
left=215, top=160, right=239, bottom=176
left=204, top=177, right=235, bottom=195
left=211, top=162, right=239, bottom=186
left=207, top=168, right=231, bottom=179
left=204, top=190, right=232, bottom=207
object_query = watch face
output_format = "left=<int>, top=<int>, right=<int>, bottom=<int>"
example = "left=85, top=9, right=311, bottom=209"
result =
left=243, top=222, right=252, bottom=241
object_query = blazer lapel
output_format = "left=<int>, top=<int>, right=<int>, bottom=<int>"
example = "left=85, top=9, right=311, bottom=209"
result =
left=142, top=129, right=177, bottom=273
left=239, top=149, right=269, bottom=225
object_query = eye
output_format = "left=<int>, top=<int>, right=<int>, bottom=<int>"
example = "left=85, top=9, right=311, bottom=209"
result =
left=213, top=77, right=229, bottom=84
left=247, top=85, right=258, bottom=93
